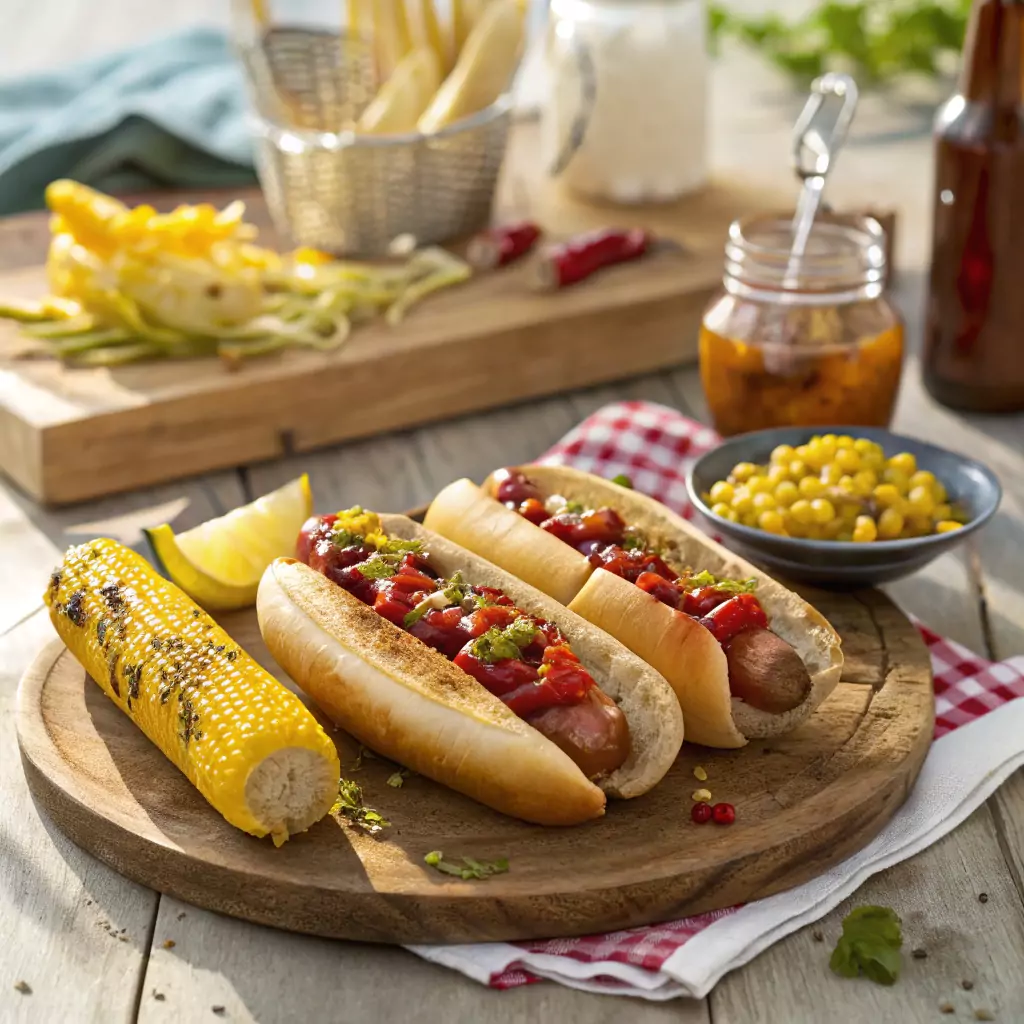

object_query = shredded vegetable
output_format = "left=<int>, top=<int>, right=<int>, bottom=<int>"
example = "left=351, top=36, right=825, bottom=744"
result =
left=0, top=180, right=471, bottom=368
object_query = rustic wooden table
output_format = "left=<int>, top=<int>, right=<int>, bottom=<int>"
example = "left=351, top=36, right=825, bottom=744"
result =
left=3, top=6, right=1024, bottom=1023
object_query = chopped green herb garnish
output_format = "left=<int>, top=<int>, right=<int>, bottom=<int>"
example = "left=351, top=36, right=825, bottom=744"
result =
left=378, top=536, right=423, bottom=556
left=562, top=500, right=585, bottom=515
left=387, top=769, right=414, bottom=788
left=470, top=617, right=540, bottom=663
left=621, top=531, right=647, bottom=552
left=424, top=850, right=510, bottom=880
left=611, top=473, right=634, bottom=489
left=687, top=570, right=758, bottom=593
left=356, top=554, right=401, bottom=580
left=470, top=627, right=523, bottom=664
left=442, top=570, right=471, bottom=605
left=332, top=528, right=364, bottom=550
left=332, top=779, right=390, bottom=834
left=830, top=906, right=902, bottom=986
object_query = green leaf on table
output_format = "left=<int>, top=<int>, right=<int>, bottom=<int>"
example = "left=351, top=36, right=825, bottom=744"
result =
left=829, top=905, right=903, bottom=985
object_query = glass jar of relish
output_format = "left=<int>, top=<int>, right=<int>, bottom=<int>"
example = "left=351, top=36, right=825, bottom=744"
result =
left=699, top=214, right=904, bottom=437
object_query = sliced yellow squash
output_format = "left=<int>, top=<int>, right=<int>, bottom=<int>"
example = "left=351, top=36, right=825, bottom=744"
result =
left=145, top=474, right=312, bottom=611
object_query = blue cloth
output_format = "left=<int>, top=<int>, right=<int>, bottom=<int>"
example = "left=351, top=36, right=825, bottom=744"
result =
left=0, top=28, right=256, bottom=215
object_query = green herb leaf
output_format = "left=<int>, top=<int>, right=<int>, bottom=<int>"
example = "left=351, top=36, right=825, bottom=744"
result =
left=356, top=554, right=401, bottom=580
left=829, top=906, right=903, bottom=985
left=562, top=500, right=585, bottom=515
left=470, top=627, right=523, bottom=664
left=610, top=473, right=634, bottom=489
left=442, top=570, right=472, bottom=605
left=386, top=769, right=413, bottom=788
left=621, top=530, right=647, bottom=552
left=332, top=779, right=391, bottom=834
left=378, top=536, right=423, bottom=556
left=332, top=528, right=363, bottom=550
left=423, top=851, right=510, bottom=880
left=687, top=570, right=758, bottom=593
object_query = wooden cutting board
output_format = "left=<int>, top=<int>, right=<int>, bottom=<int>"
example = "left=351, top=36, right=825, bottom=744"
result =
left=16, top=586, right=933, bottom=943
left=0, top=112, right=815, bottom=506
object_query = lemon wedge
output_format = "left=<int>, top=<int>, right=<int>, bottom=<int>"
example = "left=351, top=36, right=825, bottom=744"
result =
left=145, top=475, right=312, bottom=610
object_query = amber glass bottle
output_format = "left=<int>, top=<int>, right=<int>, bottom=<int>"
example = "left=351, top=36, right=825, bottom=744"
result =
left=924, top=0, right=1024, bottom=411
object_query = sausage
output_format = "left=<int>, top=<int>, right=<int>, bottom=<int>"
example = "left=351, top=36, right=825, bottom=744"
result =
left=525, top=687, right=631, bottom=779
left=725, top=628, right=811, bottom=714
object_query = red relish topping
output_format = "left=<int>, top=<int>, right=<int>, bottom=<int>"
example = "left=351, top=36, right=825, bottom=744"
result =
left=495, top=467, right=768, bottom=644
left=300, top=516, right=596, bottom=716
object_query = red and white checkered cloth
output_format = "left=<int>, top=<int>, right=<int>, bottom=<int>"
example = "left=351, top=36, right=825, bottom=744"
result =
left=409, top=401, right=1024, bottom=999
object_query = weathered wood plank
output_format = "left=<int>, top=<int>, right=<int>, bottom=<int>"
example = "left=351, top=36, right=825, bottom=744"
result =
left=710, top=804, right=1024, bottom=1024
left=0, top=610, right=158, bottom=1023
left=137, top=897, right=709, bottom=1024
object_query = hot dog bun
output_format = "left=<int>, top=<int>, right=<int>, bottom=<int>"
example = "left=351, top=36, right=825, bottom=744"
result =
left=426, top=467, right=843, bottom=748
left=257, top=515, right=683, bottom=825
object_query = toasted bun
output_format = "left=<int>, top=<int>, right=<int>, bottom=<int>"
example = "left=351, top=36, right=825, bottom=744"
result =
left=257, top=516, right=683, bottom=823
left=468, top=465, right=844, bottom=747
left=424, top=478, right=593, bottom=606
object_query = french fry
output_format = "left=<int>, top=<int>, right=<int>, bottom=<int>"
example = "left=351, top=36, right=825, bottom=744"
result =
left=419, top=0, right=450, bottom=73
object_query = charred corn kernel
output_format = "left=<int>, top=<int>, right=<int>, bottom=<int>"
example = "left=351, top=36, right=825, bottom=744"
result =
left=767, top=464, right=791, bottom=487
left=852, top=515, right=878, bottom=543
left=873, top=483, right=903, bottom=507
left=747, top=475, right=772, bottom=495
left=798, top=476, right=825, bottom=500
left=852, top=469, right=878, bottom=496
left=789, top=459, right=809, bottom=480
left=759, top=510, right=786, bottom=534
left=820, top=462, right=844, bottom=486
left=753, top=492, right=777, bottom=512
left=835, top=447, right=860, bottom=473
left=810, top=498, right=836, bottom=524
left=877, top=507, right=905, bottom=539
left=774, top=481, right=800, bottom=508
left=933, top=503, right=952, bottom=522
left=731, top=462, right=758, bottom=482
left=907, top=485, right=935, bottom=516
left=789, top=499, right=814, bottom=525
left=731, top=490, right=754, bottom=516
left=711, top=502, right=735, bottom=521
left=693, top=766, right=708, bottom=781
left=909, top=470, right=937, bottom=492
left=936, top=520, right=964, bottom=533
left=770, top=444, right=796, bottom=465
left=44, top=540, right=340, bottom=844
left=888, top=452, right=917, bottom=476
left=709, top=481, right=735, bottom=504
left=692, top=788, right=713, bottom=802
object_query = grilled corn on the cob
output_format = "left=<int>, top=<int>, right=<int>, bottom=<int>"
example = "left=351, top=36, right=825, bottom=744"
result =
left=45, top=539, right=341, bottom=845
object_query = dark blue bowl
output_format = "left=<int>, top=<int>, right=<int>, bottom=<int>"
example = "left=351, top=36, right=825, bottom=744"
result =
left=686, top=425, right=1002, bottom=587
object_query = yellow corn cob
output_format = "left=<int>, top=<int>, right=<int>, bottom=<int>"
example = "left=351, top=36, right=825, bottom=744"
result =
left=45, top=539, right=340, bottom=845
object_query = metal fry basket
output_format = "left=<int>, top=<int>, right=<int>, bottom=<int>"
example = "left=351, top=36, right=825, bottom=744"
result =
left=239, top=28, right=513, bottom=257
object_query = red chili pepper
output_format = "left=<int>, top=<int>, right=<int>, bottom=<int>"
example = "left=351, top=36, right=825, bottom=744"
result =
left=533, top=228, right=651, bottom=290
left=698, top=593, right=769, bottom=644
left=467, top=222, right=541, bottom=270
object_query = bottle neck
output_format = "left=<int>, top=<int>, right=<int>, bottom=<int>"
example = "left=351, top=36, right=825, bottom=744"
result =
left=959, top=0, right=1024, bottom=110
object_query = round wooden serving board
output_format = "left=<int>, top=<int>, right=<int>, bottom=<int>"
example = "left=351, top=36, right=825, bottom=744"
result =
left=17, top=587, right=934, bottom=943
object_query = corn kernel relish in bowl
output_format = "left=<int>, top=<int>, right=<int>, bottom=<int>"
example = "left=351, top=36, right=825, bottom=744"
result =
left=687, top=426, right=1001, bottom=587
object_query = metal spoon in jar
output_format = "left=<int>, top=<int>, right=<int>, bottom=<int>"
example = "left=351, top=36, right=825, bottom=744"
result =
left=786, top=73, right=860, bottom=280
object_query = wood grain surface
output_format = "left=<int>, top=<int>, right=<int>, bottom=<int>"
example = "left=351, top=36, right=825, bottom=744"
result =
left=18, top=587, right=932, bottom=943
